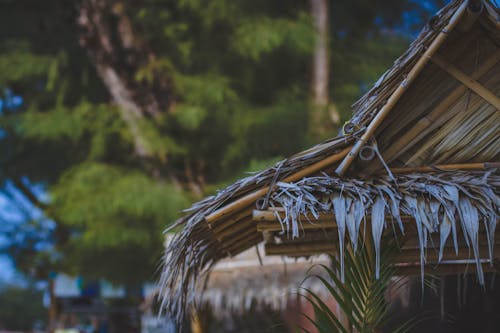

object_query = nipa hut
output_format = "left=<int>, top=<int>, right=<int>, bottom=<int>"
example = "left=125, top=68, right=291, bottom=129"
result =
left=160, top=0, right=500, bottom=323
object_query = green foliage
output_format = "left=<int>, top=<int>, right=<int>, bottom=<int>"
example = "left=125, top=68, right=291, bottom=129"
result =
left=175, top=73, right=238, bottom=109
left=0, top=0, right=424, bottom=286
left=232, top=13, right=315, bottom=60
left=53, top=163, right=185, bottom=231
left=219, top=92, right=309, bottom=176
left=174, top=104, right=207, bottom=130
left=331, top=35, right=408, bottom=118
left=300, top=239, right=421, bottom=333
left=0, top=286, right=45, bottom=330
left=0, top=41, right=55, bottom=85
left=51, top=162, right=188, bottom=283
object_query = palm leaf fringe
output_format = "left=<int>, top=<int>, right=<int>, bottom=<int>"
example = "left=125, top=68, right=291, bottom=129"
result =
left=270, top=171, right=499, bottom=284
left=158, top=135, right=357, bottom=324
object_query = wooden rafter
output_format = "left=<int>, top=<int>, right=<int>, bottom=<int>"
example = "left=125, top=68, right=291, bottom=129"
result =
left=265, top=242, right=335, bottom=256
left=431, top=54, right=500, bottom=109
left=257, top=220, right=336, bottom=232
left=264, top=241, right=500, bottom=263
left=396, top=262, right=499, bottom=276
left=205, top=147, right=351, bottom=224
left=389, top=161, right=500, bottom=174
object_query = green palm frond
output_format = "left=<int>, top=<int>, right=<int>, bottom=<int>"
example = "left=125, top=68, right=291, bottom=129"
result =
left=300, top=237, right=421, bottom=333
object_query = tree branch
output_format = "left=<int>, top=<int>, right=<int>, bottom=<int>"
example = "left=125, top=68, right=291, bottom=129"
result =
left=76, top=0, right=172, bottom=157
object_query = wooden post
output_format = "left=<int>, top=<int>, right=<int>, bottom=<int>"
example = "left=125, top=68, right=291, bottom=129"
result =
left=48, top=278, right=57, bottom=333
left=190, top=307, right=204, bottom=333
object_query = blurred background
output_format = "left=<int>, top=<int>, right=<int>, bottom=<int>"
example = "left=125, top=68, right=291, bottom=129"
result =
left=0, top=0, right=458, bottom=332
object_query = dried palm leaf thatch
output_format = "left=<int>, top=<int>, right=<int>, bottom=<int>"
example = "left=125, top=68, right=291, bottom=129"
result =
left=347, top=0, right=465, bottom=130
left=158, top=135, right=355, bottom=324
left=270, top=171, right=499, bottom=284
left=406, top=92, right=499, bottom=165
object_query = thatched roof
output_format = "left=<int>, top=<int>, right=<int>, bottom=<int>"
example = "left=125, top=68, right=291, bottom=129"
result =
left=198, top=245, right=330, bottom=316
left=160, top=0, right=500, bottom=322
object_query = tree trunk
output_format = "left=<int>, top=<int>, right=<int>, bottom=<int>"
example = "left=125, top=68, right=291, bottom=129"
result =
left=309, top=0, right=339, bottom=141
left=76, top=0, right=169, bottom=158
left=76, top=0, right=206, bottom=194
left=311, top=0, right=329, bottom=107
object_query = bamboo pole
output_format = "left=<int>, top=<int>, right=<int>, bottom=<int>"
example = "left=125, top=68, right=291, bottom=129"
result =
left=402, top=232, right=495, bottom=249
left=254, top=209, right=414, bottom=228
left=209, top=207, right=254, bottom=232
left=335, top=0, right=470, bottom=176
left=48, top=278, right=57, bottom=333
left=227, top=233, right=264, bottom=256
left=257, top=219, right=337, bottom=232
left=396, top=262, right=498, bottom=276
left=265, top=241, right=500, bottom=262
left=381, top=49, right=500, bottom=164
left=254, top=209, right=336, bottom=223
left=255, top=212, right=495, bottom=246
left=265, top=241, right=335, bottom=256
left=190, top=307, right=204, bottom=333
left=222, top=226, right=260, bottom=249
left=389, top=161, right=500, bottom=174
left=395, top=245, right=500, bottom=263
left=430, top=54, right=500, bottom=108
left=215, top=216, right=254, bottom=239
left=205, top=146, right=351, bottom=224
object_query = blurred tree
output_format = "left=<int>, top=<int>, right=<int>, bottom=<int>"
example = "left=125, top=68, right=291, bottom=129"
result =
left=0, top=0, right=443, bottom=286
left=309, top=0, right=338, bottom=141
left=0, top=285, right=46, bottom=331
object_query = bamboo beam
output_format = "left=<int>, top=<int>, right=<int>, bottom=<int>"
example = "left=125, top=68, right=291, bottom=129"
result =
left=335, top=1, right=470, bottom=176
left=254, top=210, right=337, bottom=223
left=257, top=220, right=337, bottom=232
left=209, top=207, right=254, bottom=232
left=205, top=146, right=351, bottom=224
left=265, top=241, right=500, bottom=263
left=254, top=209, right=401, bottom=222
left=381, top=49, right=500, bottom=164
left=254, top=209, right=415, bottom=231
left=258, top=221, right=494, bottom=250
left=395, top=245, right=500, bottom=263
left=265, top=242, right=336, bottom=256
left=430, top=54, right=500, bottom=109
left=402, top=232, right=495, bottom=249
left=396, top=262, right=498, bottom=276
left=227, top=233, right=263, bottom=256
left=222, top=226, right=260, bottom=249
left=389, top=162, right=500, bottom=174
left=215, top=216, right=254, bottom=240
